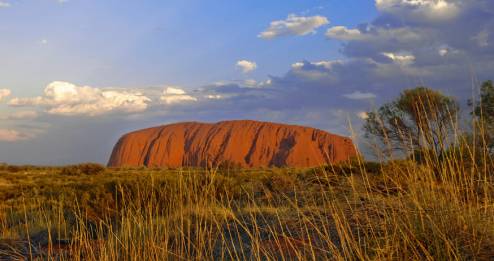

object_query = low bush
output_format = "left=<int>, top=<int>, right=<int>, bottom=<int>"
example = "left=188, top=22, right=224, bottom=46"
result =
left=6, top=165, right=22, bottom=173
left=310, top=160, right=382, bottom=176
left=60, top=163, right=106, bottom=176
left=0, top=164, right=40, bottom=173
left=216, top=160, right=243, bottom=172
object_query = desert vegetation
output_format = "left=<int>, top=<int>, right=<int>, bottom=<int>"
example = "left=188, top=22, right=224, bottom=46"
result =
left=0, top=83, right=493, bottom=260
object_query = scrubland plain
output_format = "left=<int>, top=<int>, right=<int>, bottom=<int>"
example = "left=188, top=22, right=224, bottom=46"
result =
left=0, top=139, right=493, bottom=260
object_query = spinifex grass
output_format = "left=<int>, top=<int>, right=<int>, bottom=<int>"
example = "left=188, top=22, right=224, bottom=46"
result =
left=0, top=121, right=493, bottom=260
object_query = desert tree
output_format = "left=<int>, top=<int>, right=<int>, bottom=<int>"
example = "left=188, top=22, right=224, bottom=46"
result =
left=470, top=80, right=494, bottom=153
left=364, top=87, right=459, bottom=156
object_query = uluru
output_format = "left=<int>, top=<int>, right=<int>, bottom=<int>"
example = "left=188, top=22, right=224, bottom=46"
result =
left=108, top=120, right=357, bottom=168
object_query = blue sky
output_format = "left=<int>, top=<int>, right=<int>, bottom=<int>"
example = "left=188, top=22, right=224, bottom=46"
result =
left=0, top=0, right=376, bottom=91
left=1, top=0, right=493, bottom=164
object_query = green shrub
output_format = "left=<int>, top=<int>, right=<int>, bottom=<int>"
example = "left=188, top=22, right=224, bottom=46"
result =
left=313, top=160, right=382, bottom=176
left=0, top=164, right=42, bottom=172
left=217, top=160, right=243, bottom=172
left=61, top=163, right=106, bottom=175
left=6, top=165, right=22, bottom=173
left=4, top=165, right=36, bottom=173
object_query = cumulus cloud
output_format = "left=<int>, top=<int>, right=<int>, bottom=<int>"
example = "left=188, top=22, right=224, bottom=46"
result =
left=236, top=60, right=257, bottom=73
left=326, top=26, right=363, bottom=40
left=291, top=60, right=342, bottom=70
left=243, top=79, right=258, bottom=87
left=291, top=62, right=305, bottom=70
left=382, top=52, right=416, bottom=65
left=258, top=79, right=273, bottom=87
left=331, top=26, right=425, bottom=46
left=0, top=89, right=11, bottom=101
left=8, top=81, right=151, bottom=116
left=164, top=87, right=187, bottom=95
left=288, top=60, right=343, bottom=81
left=248, top=0, right=494, bottom=126
left=323, top=0, right=494, bottom=79
left=258, top=14, right=329, bottom=39
left=344, top=91, right=377, bottom=100
left=375, top=0, right=461, bottom=21
left=206, top=94, right=223, bottom=100
left=0, top=129, right=31, bottom=142
left=438, top=47, right=449, bottom=56
left=160, top=86, right=197, bottom=105
left=1, top=110, right=39, bottom=120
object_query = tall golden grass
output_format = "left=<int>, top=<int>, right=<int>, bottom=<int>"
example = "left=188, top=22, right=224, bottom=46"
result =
left=0, top=115, right=493, bottom=260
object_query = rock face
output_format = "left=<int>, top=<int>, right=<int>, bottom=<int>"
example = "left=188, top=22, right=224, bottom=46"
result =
left=108, top=120, right=357, bottom=168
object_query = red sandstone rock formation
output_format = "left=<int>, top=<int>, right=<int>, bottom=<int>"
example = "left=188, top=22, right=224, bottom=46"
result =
left=108, top=120, right=357, bottom=168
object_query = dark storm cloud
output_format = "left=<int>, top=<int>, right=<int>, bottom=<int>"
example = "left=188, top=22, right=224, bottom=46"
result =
left=327, top=0, right=494, bottom=92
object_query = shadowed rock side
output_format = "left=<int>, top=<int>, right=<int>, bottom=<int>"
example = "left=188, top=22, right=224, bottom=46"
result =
left=108, top=120, right=357, bottom=168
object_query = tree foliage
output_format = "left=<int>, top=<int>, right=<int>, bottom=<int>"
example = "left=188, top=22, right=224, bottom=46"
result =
left=470, top=80, right=494, bottom=152
left=364, top=87, right=459, bottom=155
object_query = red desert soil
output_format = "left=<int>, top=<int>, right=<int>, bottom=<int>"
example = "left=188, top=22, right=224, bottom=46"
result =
left=108, top=120, right=357, bottom=168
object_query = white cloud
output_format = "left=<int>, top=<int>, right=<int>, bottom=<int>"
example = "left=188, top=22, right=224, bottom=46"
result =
left=344, top=91, right=377, bottom=100
left=243, top=79, right=258, bottom=87
left=0, top=1, right=10, bottom=8
left=326, top=26, right=425, bottom=47
left=2, top=110, right=38, bottom=120
left=9, top=97, right=42, bottom=106
left=289, top=60, right=344, bottom=81
left=382, top=52, right=416, bottom=65
left=375, top=27, right=425, bottom=43
left=0, top=89, right=11, bottom=101
left=312, top=60, right=342, bottom=69
left=292, top=60, right=342, bottom=70
left=0, top=129, right=31, bottom=142
left=326, top=26, right=363, bottom=40
left=258, top=14, right=329, bottom=39
left=238, top=79, right=269, bottom=88
left=236, top=60, right=257, bottom=73
left=291, top=62, right=305, bottom=70
left=8, top=81, right=151, bottom=116
left=258, top=79, right=273, bottom=87
left=437, top=45, right=460, bottom=57
left=438, top=48, right=449, bottom=56
left=375, top=0, right=461, bottom=21
left=164, top=86, right=186, bottom=95
left=160, top=86, right=197, bottom=105
left=206, top=94, right=223, bottom=100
